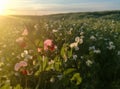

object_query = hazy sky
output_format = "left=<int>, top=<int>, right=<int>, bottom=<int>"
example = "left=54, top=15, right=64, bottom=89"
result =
left=7, top=0, right=120, bottom=15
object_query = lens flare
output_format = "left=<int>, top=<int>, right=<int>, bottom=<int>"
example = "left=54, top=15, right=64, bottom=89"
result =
left=0, top=0, right=9, bottom=15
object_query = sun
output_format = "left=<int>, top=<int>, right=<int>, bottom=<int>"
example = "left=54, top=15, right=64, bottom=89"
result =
left=0, top=0, right=9, bottom=15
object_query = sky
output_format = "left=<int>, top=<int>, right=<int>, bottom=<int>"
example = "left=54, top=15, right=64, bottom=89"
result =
left=5, top=0, right=120, bottom=15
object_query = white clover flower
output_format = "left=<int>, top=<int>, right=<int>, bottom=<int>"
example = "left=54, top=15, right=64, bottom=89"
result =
left=52, top=29, right=58, bottom=33
left=81, top=56, right=84, bottom=59
left=89, top=46, right=95, bottom=51
left=79, top=38, right=83, bottom=44
left=80, top=36, right=84, bottom=39
left=109, top=41, right=114, bottom=46
left=24, top=50, right=28, bottom=55
left=107, top=41, right=116, bottom=50
left=80, top=32, right=84, bottom=35
left=75, top=37, right=80, bottom=42
left=90, top=35, right=96, bottom=40
left=86, top=60, right=93, bottom=66
left=34, top=24, right=39, bottom=30
left=48, top=60, right=55, bottom=65
left=107, top=45, right=116, bottom=50
left=75, top=37, right=83, bottom=44
left=70, top=28, right=73, bottom=31
left=70, top=42, right=78, bottom=48
left=94, top=49, right=101, bottom=54
left=117, top=51, right=120, bottom=55
left=57, top=74, right=62, bottom=80
left=21, top=50, right=33, bottom=60
left=73, top=55, right=77, bottom=60
left=50, top=77, right=55, bottom=83
left=21, top=53, right=25, bottom=58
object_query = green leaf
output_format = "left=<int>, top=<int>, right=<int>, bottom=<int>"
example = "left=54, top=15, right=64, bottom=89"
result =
left=64, top=68, right=76, bottom=76
left=14, top=84, right=23, bottom=89
left=67, top=48, right=72, bottom=58
left=71, top=73, right=82, bottom=85
left=0, top=84, right=10, bottom=89
left=42, top=56, right=48, bottom=71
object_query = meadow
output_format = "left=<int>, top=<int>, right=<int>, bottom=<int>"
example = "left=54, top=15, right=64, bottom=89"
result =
left=0, top=11, right=120, bottom=89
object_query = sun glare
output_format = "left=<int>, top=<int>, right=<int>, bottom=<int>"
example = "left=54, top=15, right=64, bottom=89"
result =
left=0, top=0, right=9, bottom=15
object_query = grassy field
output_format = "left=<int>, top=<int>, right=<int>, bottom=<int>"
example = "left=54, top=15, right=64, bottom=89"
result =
left=0, top=10, right=120, bottom=89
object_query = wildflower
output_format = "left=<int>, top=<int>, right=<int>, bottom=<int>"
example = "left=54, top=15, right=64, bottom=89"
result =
left=24, top=50, right=28, bottom=55
left=14, top=61, right=27, bottom=71
left=50, top=77, right=55, bottom=83
left=79, top=38, right=83, bottom=44
left=33, top=60, right=36, bottom=65
left=89, top=46, right=95, bottom=51
left=86, top=60, right=93, bottom=66
left=14, top=63, right=21, bottom=71
left=75, top=37, right=80, bottom=42
left=107, top=45, right=116, bottom=50
left=70, top=42, right=78, bottom=48
left=109, top=41, right=114, bottom=46
left=22, top=28, right=28, bottom=36
left=21, top=50, right=28, bottom=58
left=90, top=35, right=96, bottom=40
left=37, top=48, right=42, bottom=53
left=57, top=75, right=62, bottom=80
left=94, top=49, right=101, bottom=54
left=80, top=32, right=84, bottom=35
left=34, top=24, right=39, bottom=30
left=52, top=29, right=58, bottom=33
left=21, top=50, right=33, bottom=61
left=75, top=37, right=83, bottom=44
left=107, top=41, right=116, bottom=50
left=81, top=56, right=84, bottom=59
left=19, top=61, right=28, bottom=67
left=73, top=55, right=77, bottom=60
left=44, top=39, right=56, bottom=51
left=117, top=51, right=120, bottom=55
left=48, top=60, right=55, bottom=65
